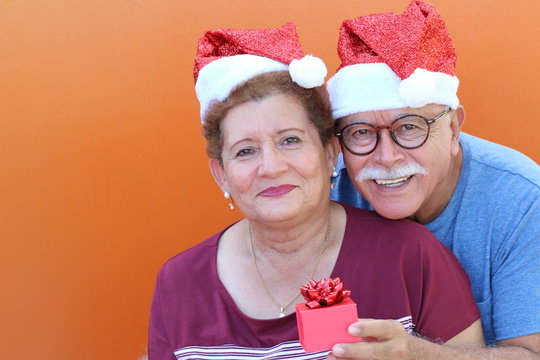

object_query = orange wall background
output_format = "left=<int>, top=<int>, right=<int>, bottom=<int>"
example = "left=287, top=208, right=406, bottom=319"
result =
left=1, top=1, right=538, bottom=359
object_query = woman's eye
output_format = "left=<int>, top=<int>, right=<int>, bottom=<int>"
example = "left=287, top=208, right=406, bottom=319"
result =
left=283, top=136, right=301, bottom=145
left=235, top=148, right=253, bottom=157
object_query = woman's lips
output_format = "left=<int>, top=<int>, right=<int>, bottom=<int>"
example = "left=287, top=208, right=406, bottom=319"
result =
left=258, top=184, right=297, bottom=197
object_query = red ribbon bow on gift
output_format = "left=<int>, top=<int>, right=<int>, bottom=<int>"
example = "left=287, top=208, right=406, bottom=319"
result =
left=300, top=277, right=351, bottom=309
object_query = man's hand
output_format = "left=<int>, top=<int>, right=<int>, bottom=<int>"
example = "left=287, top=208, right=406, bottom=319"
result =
left=328, top=319, right=416, bottom=360
left=327, top=318, right=539, bottom=360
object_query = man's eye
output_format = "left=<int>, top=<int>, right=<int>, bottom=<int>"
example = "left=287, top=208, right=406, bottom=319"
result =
left=350, top=128, right=372, bottom=138
left=283, top=136, right=301, bottom=145
left=354, top=129, right=369, bottom=136
left=401, top=123, right=419, bottom=131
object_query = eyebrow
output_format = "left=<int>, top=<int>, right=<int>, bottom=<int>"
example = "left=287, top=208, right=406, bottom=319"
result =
left=277, top=127, right=305, bottom=134
left=395, top=112, right=421, bottom=120
left=228, top=127, right=305, bottom=149
left=346, top=112, right=421, bottom=125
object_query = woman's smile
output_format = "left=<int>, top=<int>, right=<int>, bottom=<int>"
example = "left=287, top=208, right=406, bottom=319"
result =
left=258, top=184, right=297, bottom=197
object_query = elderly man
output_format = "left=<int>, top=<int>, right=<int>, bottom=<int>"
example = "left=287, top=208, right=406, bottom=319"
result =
left=328, top=1, right=540, bottom=359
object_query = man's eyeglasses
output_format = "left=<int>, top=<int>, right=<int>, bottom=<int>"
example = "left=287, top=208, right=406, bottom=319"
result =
left=334, top=107, right=451, bottom=156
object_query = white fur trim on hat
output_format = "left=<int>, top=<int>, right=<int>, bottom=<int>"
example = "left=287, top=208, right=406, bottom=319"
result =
left=195, top=54, right=288, bottom=121
left=327, top=63, right=459, bottom=119
left=399, top=68, right=459, bottom=109
left=289, top=55, right=327, bottom=88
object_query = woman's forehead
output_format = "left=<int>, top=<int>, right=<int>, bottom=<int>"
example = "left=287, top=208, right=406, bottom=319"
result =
left=221, top=94, right=313, bottom=139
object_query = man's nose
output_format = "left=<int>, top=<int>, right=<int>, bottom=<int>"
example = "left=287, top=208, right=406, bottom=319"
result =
left=372, top=129, right=405, bottom=167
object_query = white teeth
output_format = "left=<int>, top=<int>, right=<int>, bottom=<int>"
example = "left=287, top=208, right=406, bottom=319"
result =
left=374, top=176, right=412, bottom=187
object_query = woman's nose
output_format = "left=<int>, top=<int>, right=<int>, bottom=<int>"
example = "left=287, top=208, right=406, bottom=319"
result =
left=258, top=144, right=288, bottom=177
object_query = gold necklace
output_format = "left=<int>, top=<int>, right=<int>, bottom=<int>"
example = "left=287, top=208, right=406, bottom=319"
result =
left=247, top=213, right=332, bottom=318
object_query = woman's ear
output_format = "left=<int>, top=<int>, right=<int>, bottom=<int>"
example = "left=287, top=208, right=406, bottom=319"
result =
left=325, top=136, right=341, bottom=171
left=209, top=158, right=227, bottom=192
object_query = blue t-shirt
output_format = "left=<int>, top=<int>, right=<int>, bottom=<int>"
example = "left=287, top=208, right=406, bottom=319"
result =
left=331, top=132, right=540, bottom=345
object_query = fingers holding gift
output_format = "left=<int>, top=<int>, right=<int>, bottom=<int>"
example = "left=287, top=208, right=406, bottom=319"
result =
left=351, top=318, right=407, bottom=339
left=328, top=319, right=412, bottom=360
left=329, top=341, right=408, bottom=360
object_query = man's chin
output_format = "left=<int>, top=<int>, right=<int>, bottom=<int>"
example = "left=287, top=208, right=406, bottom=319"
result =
left=368, top=199, right=419, bottom=220
left=374, top=209, right=411, bottom=220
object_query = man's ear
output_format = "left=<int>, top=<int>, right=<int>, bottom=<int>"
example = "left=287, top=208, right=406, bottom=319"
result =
left=450, top=106, right=466, bottom=155
left=454, top=106, right=465, bottom=131
left=209, top=158, right=227, bottom=192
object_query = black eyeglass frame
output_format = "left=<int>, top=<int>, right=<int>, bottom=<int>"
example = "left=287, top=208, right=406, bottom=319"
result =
left=334, top=107, right=452, bottom=156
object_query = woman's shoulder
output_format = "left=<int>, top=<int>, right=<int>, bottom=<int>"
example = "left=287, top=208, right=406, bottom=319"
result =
left=157, top=230, right=223, bottom=282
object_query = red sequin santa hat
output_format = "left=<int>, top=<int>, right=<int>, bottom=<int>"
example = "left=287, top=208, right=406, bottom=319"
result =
left=327, top=0, right=459, bottom=119
left=194, top=22, right=327, bottom=122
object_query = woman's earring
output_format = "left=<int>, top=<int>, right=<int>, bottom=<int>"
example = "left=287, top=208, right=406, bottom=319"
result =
left=223, top=191, right=235, bottom=210
left=331, top=166, right=338, bottom=178
left=330, top=167, right=338, bottom=189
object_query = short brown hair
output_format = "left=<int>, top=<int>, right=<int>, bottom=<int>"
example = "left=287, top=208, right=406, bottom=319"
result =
left=202, top=71, right=334, bottom=161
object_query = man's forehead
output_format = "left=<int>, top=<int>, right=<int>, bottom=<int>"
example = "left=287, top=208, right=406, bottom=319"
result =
left=337, top=104, right=446, bottom=125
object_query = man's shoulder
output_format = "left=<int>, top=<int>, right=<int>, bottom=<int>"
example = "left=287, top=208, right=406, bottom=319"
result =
left=461, top=132, right=540, bottom=188
left=331, top=155, right=373, bottom=209
left=340, top=202, right=440, bottom=248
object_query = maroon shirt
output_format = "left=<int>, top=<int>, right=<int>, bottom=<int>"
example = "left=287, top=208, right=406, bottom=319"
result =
left=149, top=203, right=479, bottom=360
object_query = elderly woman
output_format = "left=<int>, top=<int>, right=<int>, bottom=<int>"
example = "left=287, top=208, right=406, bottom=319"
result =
left=149, top=23, right=484, bottom=360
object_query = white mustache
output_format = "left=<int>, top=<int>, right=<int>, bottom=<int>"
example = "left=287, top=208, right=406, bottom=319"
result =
left=355, top=163, right=428, bottom=182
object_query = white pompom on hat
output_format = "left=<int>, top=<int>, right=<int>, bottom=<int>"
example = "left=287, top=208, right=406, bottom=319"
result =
left=194, top=22, right=327, bottom=122
left=289, top=55, right=327, bottom=88
left=327, top=0, right=460, bottom=119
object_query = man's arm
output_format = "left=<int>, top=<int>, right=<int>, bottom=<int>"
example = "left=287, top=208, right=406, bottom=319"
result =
left=498, top=334, right=540, bottom=356
left=328, top=319, right=540, bottom=360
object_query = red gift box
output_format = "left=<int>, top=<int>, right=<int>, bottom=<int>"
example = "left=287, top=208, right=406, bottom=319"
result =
left=296, top=296, right=359, bottom=353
